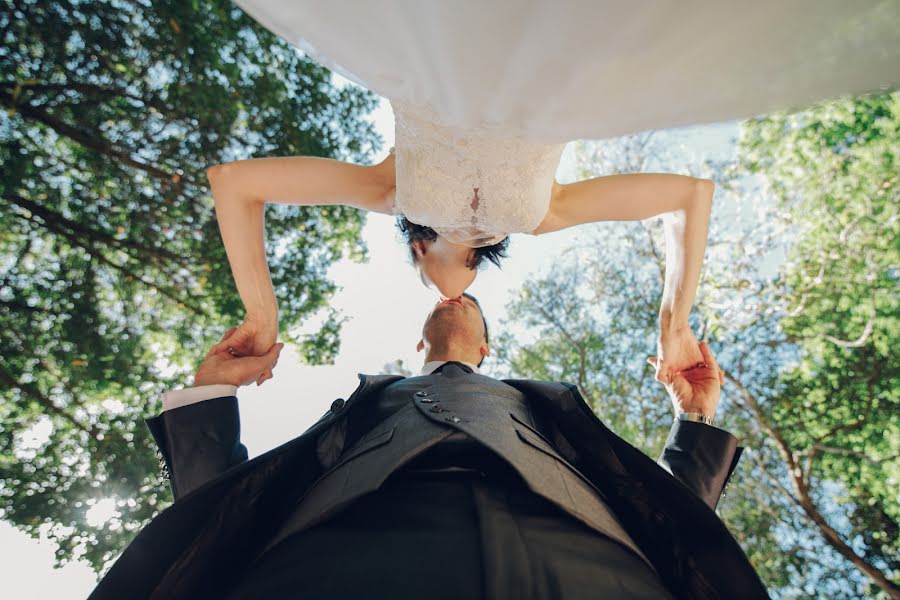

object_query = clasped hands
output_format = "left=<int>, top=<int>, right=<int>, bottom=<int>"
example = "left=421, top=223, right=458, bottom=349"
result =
left=191, top=314, right=724, bottom=420
left=193, top=317, right=282, bottom=388
left=648, top=324, right=725, bottom=418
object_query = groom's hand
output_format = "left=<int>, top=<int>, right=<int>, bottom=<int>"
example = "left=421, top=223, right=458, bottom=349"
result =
left=193, top=326, right=284, bottom=387
left=649, top=341, right=724, bottom=417
left=206, top=315, right=278, bottom=385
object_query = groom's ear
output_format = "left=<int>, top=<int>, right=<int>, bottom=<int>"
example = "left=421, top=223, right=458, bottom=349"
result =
left=480, top=343, right=490, bottom=359
left=416, top=339, right=425, bottom=353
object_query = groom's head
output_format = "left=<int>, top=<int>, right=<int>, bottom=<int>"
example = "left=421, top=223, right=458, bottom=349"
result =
left=417, top=293, right=490, bottom=367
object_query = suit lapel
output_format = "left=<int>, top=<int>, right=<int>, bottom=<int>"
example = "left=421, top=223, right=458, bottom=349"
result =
left=505, top=378, right=767, bottom=599
left=92, top=374, right=404, bottom=600
left=156, top=373, right=404, bottom=597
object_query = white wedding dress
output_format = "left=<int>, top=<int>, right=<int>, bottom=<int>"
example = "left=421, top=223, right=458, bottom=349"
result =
left=234, top=0, right=898, bottom=245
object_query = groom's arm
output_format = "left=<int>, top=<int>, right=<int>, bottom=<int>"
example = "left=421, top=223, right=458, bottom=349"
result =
left=651, top=342, right=741, bottom=510
left=144, top=325, right=281, bottom=500
left=147, top=390, right=249, bottom=500
left=657, top=420, right=742, bottom=510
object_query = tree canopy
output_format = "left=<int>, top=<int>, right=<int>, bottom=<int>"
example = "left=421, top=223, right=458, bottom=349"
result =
left=1, top=0, right=380, bottom=570
left=497, top=91, right=898, bottom=598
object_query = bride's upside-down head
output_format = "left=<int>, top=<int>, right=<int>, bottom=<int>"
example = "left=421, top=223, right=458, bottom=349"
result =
left=396, top=216, right=509, bottom=299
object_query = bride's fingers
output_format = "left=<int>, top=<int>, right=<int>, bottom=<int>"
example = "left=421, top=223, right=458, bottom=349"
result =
left=211, top=333, right=241, bottom=355
left=649, top=359, right=674, bottom=385
left=647, top=357, right=670, bottom=384
left=206, top=327, right=238, bottom=358
left=696, top=342, right=726, bottom=385
left=217, top=326, right=238, bottom=346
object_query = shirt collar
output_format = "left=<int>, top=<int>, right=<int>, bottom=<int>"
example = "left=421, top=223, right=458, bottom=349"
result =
left=420, top=360, right=481, bottom=375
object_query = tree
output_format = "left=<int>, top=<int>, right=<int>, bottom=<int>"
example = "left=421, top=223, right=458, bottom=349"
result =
left=382, top=359, right=414, bottom=377
left=725, top=91, right=898, bottom=597
left=497, top=91, right=898, bottom=598
left=0, top=0, right=381, bottom=571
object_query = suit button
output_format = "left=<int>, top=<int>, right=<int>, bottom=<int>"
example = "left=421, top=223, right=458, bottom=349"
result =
left=330, top=398, right=346, bottom=413
left=415, top=391, right=431, bottom=397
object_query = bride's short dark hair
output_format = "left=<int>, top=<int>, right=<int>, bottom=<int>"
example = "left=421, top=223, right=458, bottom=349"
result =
left=396, top=216, right=510, bottom=270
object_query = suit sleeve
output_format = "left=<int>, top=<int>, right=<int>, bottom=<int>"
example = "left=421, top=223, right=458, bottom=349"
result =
left=657, top=420, right=743, bottom=510
left=146, top=395, right=249, bottom=500
left=161, top=384, right=238, bottom=411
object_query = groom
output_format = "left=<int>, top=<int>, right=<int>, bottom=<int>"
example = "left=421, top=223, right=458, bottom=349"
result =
left=91, top=294, right=768, bottom=599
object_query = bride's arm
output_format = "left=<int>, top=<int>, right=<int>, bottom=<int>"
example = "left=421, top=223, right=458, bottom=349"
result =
left=207, top=154, right=396, bottom=213
left=535, top=173, right=713, bottom=329
left=206, top=155, right=395, bottom=322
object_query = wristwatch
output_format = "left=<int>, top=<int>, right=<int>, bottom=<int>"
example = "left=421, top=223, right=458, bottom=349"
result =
left=676, top=411, right=715, bottom=426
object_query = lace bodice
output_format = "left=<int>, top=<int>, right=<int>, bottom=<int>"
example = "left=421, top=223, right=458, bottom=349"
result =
left=392, top=100, right=567, bottom=247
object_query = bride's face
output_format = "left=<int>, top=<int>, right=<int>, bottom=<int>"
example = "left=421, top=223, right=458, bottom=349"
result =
left=413, top=237, right=477, bottom=299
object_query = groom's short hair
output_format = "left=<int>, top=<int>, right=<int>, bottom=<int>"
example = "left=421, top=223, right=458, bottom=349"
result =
left=461, top=292, right=489, bottom=345
left=461, top=292, right=489, bottom=368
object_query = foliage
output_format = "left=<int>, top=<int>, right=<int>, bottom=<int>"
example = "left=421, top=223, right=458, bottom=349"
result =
left=0, top=0, right=380, bottom=571
left=498, top=92, right=899, bottom=598
left=730, top=91, right=899, bottom=598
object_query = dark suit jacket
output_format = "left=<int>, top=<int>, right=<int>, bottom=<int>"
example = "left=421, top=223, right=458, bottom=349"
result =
left=90, top=373, right=769, bottom=599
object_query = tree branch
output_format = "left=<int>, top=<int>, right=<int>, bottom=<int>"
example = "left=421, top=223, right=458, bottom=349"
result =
left=641, top=221, right=666, bottom=287
left=723, top=368, right=900, bottom=596
left=4, top=192, right=190, bottom=267
left=3, top=81, right=179, bottom=120
left=805, top=444, right=900, bottom=465
left=824, top=300, right=876, bottom=348
left=0, top=365, right=95, bottom=437
left=7, top=202, right=208, bottom=316
left=812, top=375, right=876, bottom=446
left=0, top=298, right=51, bottom=315
left=0, top=237, right=33, bottom=288
left=747, top=448, right=803, bottom=508
left=0, top=90, right=199, bottom=187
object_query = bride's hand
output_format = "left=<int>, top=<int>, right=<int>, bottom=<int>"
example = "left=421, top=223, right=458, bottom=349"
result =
left=648, top=324, right=706, bottom=385
left=194, top=327, right=284, bottom=388
left=208, top=315, right=279, bottom=386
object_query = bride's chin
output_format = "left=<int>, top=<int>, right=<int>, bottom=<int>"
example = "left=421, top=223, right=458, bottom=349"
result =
left=417, top=264, right=475, bottom=299
left=434, top=276, right=476, bottom=300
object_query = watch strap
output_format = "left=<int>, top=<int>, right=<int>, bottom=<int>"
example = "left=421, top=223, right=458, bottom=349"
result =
left=677, top=411, right=716, bottom=426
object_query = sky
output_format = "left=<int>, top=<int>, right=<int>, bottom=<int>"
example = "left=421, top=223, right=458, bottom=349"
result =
left=0, top=86, right=740, bottom=598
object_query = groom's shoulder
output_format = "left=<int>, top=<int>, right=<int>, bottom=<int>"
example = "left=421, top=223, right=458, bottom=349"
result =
left=358, top=372, right=408, bottom=385
left=501, top=377, right=577, bottom=398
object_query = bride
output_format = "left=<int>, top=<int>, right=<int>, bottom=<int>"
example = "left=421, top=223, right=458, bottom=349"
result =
left=206, top=131, right=714, bottom=386
left=205, top=0, right=895, bottom=385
